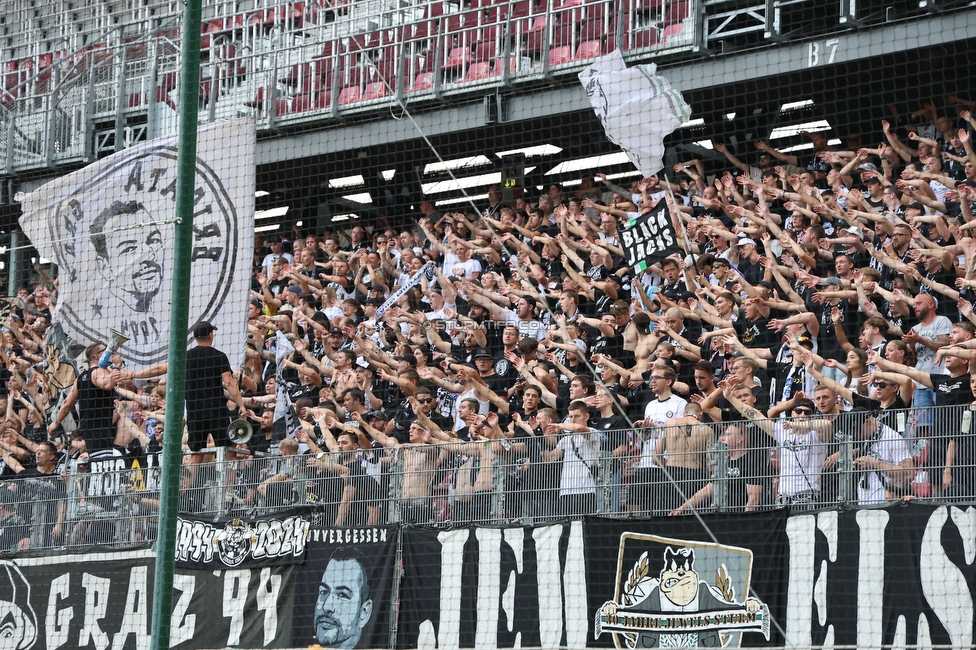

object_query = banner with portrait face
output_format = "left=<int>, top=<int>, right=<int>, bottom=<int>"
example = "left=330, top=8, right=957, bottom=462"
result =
left=291, top=525, right=399, bottom=650
left=19, top=119, right=255, bottom=370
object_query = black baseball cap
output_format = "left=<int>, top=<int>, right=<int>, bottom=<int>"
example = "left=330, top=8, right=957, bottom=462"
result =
left=473, top=347, right=493, bottom=359
left=192, top=321, right=217, bottom=338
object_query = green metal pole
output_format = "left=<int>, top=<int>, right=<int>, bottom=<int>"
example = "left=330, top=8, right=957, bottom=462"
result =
left=150, top=0, right=202, bottom=645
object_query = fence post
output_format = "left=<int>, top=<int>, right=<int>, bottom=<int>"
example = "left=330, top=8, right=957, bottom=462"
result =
left=598, top=445, right=611, bottom=515
left=387, top=447, right=403, bottom=524
left=215, top=447, right=229, bottom=517
left=711, top=441, right=729, bottom=512
left=491, top=442, right=506, bottom=523
left=836, top=432, right=852, bottom=505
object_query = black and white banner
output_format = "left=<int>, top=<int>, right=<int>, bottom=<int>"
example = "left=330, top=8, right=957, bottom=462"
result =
left=375, top=262, right=434, bottom=320
left=175, top=510, right=311, bottom=570
left=398, top=505, right=976, bottom=648
left=619, top=201, right=678, bottom=273
left=292, top=525, right=399, bottom=649
left=5, top=549, right=296, bottom=649
left=19, top=119, right=255, bottom=370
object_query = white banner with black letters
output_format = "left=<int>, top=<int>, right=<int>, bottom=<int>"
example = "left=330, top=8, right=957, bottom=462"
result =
left=19, top=119, right=255, bottom=370
left=175, top=509, right=310, bottom=570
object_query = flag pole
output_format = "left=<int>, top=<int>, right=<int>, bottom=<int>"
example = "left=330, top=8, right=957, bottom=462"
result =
left=664, top=174, right=697, bottom=273
left=150, top=0, right=202, bottom=644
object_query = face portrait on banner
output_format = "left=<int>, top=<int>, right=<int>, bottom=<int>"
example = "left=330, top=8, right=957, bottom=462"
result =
left=314, top=551, right=374, bottom=648
left=20, top=119, right=255, bottom=370
left=89, top=200, right=164, bottom=314
left=294, top=527, right=396, bottom=650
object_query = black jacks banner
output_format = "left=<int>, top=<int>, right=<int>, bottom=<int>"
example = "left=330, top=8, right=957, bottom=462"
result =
left=397, top=505, right=976, bottom=648
left=619, top=201, right=678, bottom=273
left=292, top=525, right=399, bottom=649
left=175, top=509, right=311, bottom=570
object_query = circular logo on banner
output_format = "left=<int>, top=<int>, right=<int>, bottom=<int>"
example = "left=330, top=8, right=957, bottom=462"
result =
left=46, top=146, right=238, bottom=366
left=216, top=518, right=256, bottom=567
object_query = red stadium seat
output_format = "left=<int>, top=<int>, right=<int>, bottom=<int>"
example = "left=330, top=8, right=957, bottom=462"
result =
left=411, top=71, right=435, bottom=91
left=462, top=62, right=491, bottom=82
left=338, top=85, right=362, bottom=105
left=575, top=39, right=602, bottom=60
left=662, top=22, right=683, bottom=40
left=441, top=46, right=470, bottom=69
left=363, top=81, right=388, bottom=100
left=473, top=40, right=497, bottom=63
left=548, top=45, right=573, bottom=66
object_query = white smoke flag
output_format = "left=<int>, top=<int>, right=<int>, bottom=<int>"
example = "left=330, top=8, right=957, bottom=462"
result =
left=578, top=51, right=692, bottom=176
left=274, top=331, right=300, bottom=439
left=19, top=119, right=255, bottom=370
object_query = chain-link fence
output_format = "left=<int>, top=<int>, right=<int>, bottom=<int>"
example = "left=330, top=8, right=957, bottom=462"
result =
left=2, top=404, right=971, bottom=553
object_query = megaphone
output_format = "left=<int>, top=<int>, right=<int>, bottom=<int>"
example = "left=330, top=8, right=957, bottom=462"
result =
left=227, top=419, right=253, bottom=444
left=98, top=329, right=130, bottom=368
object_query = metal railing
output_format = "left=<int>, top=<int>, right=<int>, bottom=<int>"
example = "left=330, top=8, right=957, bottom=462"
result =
left=0, top=0, right=701, bottom=174
left=0, top=404, right=972, bottom=553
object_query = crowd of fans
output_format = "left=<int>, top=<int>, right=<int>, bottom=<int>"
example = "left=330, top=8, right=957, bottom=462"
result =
left=1, top=99, right=976, bottom=549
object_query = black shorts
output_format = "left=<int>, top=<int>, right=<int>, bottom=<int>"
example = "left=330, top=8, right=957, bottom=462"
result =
left=186, top=417, right=231, bottom=452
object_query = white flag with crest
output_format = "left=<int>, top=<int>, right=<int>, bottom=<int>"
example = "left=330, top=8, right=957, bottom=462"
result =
left=19, top=119, right=255, bottom=370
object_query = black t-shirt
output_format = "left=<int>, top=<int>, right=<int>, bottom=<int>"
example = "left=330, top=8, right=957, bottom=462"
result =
left=716, top=387, right=770, bottom=423
left=807, top=298, right=859, bottom=362
left=727, top=447, right=769, bottom=510
left=733, top=315, right=779, bottom=350
left=185, top=345, right=233, bottom=426
left=591, top=414, right=630, bottom=453
left=930, top=373, right=973, bottom=407
left=344, top=456, right=382, bottom=526
left=77, top=368, right=116, bottom=452
left=919, top=267, right=958, bottom=318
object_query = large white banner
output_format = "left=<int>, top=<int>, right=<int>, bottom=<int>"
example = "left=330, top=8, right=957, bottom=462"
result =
left=578, top=51, right=691, bottom=177
left=20, top=119, right=255, bottom=369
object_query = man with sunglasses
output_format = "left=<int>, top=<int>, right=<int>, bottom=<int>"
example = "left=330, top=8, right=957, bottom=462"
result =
left=724, top=381, right=831, bottom=510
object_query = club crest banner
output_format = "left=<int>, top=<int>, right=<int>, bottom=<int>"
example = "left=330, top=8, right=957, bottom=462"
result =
left=19, top=119, right=255, bottom=370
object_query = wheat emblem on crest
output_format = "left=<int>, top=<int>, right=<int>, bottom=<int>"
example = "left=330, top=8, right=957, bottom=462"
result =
left=621, top=550, right=653, bottom=606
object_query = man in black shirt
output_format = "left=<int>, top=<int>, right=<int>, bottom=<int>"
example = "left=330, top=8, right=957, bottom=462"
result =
left=49, top=342, right=120, bottom=454
left=15, top=441, right=66, bottom=545
left=184, top=321, right=247, bottom=452
left=122, top=321, right=247, bottom=466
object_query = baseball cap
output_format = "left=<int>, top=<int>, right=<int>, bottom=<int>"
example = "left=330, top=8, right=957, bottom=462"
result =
left=736, top=238, right=757, bottom=247
left=473, top=347, right=493, bottom=359
left=858, top=163, right=878, bottom=172
left=395, top=353, right=417, bottom=365
left=192, top=321, right=217, bottom=338
left=286, top=285, right=303, bottom=296
left=366, top=297, right=385, bottom=307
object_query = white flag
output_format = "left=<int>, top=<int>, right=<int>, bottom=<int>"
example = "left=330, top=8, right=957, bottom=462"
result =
left=19, top=119, right=255, bottom=370
left=578, top=50, right=692, bottom=177
left=273, top=331, right=300, bottom=438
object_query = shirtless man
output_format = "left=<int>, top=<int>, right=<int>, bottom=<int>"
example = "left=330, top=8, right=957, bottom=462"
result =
left=654, top=403, right=715, bottom=512
left=365, top=419, right=442, bottom=524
